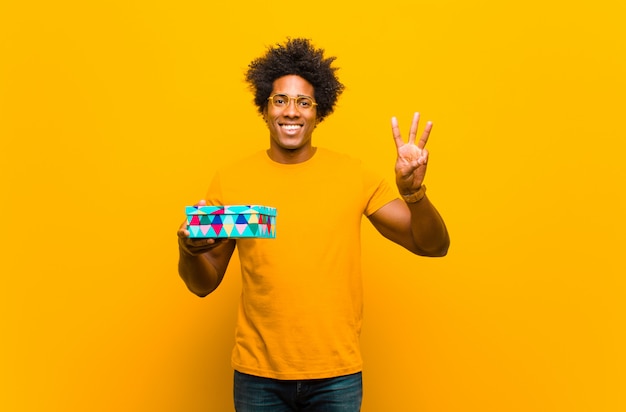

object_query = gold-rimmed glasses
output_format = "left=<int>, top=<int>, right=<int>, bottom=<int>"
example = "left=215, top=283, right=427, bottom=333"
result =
left=267, top=94, right=317, bottom=110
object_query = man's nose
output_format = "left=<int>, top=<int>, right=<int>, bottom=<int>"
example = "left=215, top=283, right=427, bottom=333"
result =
left=283, top=99, right=300, bottom=116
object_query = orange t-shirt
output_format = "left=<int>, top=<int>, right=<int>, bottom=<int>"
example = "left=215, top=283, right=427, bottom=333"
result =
left=206, top=148, right=397, bottom=380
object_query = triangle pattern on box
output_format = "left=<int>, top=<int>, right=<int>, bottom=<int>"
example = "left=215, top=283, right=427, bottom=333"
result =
left=186, top=204, right=276, bottom=239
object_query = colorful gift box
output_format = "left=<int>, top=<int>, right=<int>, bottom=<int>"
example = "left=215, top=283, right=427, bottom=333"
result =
left=185, top=205, right=277, bottom=239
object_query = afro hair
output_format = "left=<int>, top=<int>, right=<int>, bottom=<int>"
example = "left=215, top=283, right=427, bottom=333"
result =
left=245, top=38, right=345, bottom=122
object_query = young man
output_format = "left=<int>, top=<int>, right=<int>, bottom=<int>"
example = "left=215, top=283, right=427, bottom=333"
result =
left=177, top=38, right=449, bottom=411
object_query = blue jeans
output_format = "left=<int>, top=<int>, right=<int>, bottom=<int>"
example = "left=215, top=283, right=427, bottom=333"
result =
left=233, top=370, right=363, bottom=412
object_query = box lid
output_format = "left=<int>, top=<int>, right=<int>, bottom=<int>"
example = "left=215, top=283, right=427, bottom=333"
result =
left=185, top=205, right=277, bottom=216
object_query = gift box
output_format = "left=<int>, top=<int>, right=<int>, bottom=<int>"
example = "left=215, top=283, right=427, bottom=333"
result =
left=185, top=205, right=277, bottom=238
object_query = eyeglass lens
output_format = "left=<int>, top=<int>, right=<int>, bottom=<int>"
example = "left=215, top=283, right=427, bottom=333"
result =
left=271, top=94, right=315, bottom=109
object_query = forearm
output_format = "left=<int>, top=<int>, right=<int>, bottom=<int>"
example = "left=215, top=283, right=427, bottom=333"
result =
left=406, top=193, right=450, bottom=257
left=178, top=248, right=222, bottom=297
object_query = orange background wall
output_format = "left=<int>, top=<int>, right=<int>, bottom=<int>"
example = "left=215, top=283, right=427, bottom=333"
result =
left=1, top=1, right=624, bottom=411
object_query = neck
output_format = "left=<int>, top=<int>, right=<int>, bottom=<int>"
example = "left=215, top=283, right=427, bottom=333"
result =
left=267, top=145, right=317, bottom=164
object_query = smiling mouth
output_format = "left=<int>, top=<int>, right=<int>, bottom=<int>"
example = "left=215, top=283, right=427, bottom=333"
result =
left=280, top=124, right=302, bottom=131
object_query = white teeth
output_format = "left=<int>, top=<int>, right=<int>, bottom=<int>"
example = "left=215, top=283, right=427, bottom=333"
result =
left=281, top=125, right=301, bottom=130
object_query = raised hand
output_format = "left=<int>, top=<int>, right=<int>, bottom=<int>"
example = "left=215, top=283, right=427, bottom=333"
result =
left=391, top=112, right=432, bottom=195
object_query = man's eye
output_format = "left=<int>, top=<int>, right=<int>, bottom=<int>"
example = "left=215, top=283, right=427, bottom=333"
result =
left=298, top=99, right=312, bottom=107
left=273, top=96, right=287, bottom=105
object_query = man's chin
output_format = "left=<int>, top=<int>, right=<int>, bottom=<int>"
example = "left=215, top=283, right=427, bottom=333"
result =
left=277, top=138, right=305, bottom=150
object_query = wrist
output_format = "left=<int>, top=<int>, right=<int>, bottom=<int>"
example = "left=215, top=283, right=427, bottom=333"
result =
left=401, top=185, right=427, bottom=204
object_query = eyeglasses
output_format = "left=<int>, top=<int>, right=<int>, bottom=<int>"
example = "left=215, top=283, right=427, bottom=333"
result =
left=267, top=94, right=317, bottom=110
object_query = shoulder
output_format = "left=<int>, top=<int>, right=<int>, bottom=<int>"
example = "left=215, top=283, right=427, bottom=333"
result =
left=315, top=148, right=365, bottom=169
